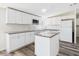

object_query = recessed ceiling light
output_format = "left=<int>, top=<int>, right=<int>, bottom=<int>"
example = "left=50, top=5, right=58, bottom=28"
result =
left=41, top=9, right=47, bottom=13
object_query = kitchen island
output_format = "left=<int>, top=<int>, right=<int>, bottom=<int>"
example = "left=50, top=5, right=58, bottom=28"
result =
left=35, top=30, right=60, bottom=56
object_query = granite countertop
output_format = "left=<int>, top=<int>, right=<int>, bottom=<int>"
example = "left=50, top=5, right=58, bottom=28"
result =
left=36, top=30, right=60, bottom=38
left=5, top=29, right=59, bottom=34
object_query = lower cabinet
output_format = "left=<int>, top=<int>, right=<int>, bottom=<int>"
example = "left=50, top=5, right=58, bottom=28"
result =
left=6, top=32, right=35, bottom=53
left=28, top=32, right=35, bottom=44
left=24, top=32, right=35, bottom=45
left=17, top=33, right=26, bottom=47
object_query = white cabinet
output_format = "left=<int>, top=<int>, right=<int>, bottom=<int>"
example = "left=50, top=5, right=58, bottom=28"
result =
left=6, top=8, right=17, bottom=23
left=33, top=16, right=39, bottom=20
left=25, top=32, right=35, bottom=45
left=6, top=34, right=19, bottom=53
left=6, top=33, right=26, bottom=53
left=6, top=32, right=35, bottom=53
left=16, top=12, right=22, bottom=24
left=22, top=13, right=33, bottom=24
left=25, top=32, right=31, bottom=45
left=17, top=33, right=26, bottom=47
left=6, top=8, right=23, bottom=24
left=30, top=32, right=35, bottom=43
left=6, top=8, right=33, bottom=24
left=44, top=17, right=61, bottom=30
left=47, top=17, right=61, bottom=26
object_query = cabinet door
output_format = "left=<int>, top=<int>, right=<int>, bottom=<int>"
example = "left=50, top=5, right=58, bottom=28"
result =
left=16, top=11, right=22, bottom=24
left=17, top=33, right=26, bottom=47
left=30, top=32, right=35, bottom=43
left=7, top=34, right=19, bottom=52
left=25, top=32, right=30, bottom=45
left=22, top=13, right=32, bottom=24
left=25, top=32, right=35, bottom=45
left=6, top=8, right=17, bottom=23
left=47, top=17, right=61, bottom=26
left=6, top=33, right=26, bottom=53
left=6, top=8, right=22, bottom=24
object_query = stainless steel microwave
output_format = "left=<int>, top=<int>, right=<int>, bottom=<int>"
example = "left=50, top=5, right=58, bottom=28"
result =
left=32, top=19, right=39, bottom=24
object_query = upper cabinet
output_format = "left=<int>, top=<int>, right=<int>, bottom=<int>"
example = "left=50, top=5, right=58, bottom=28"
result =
left=5, top=8, right=40, bottom=25
left=6, top=8, right=22, bottom=24
left=22, top=12, right=33, bottom=24
left=47, top=17, right=61, bottom=26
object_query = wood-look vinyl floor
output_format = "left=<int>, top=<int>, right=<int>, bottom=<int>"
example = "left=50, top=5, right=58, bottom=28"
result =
left=0, top=41, right=79, bottom=56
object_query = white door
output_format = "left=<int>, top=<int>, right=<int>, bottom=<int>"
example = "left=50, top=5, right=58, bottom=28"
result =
left=61, top=20, right=72, bottom=43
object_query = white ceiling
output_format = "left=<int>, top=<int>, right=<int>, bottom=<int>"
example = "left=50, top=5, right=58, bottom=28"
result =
left=0, top=3, right=79, bottom=17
